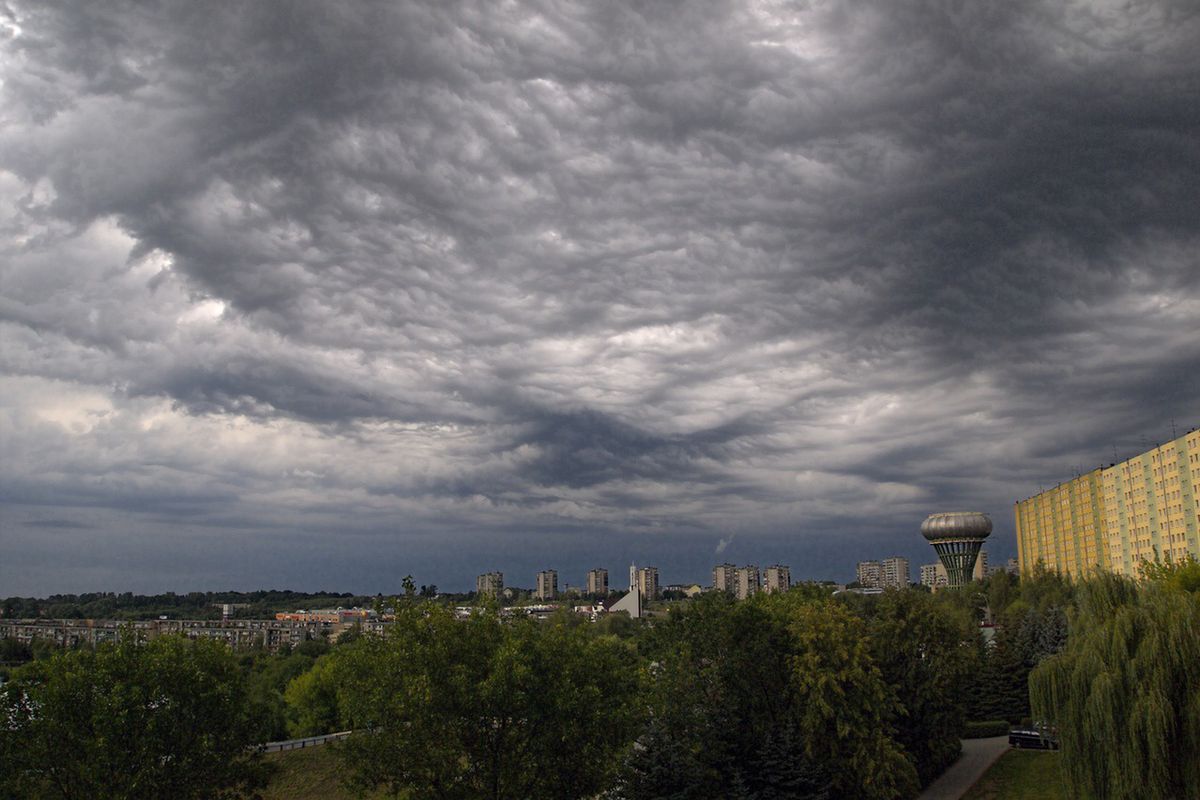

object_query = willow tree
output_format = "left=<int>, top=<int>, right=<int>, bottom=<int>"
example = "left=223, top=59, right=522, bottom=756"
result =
left=1029, top=575, right=1200, bottom=800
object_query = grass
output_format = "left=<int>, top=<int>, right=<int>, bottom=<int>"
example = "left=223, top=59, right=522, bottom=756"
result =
left=962, top=748, right=1067, bottom=800
left=258, top=741, right=1068, bottom=800
left=257, top=743, right=393, bottom=800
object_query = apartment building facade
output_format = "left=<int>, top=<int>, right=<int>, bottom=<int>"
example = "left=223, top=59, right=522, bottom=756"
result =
left=1016, top=430, right=1200, bottom=579
left=536, top=570, right=558, bottom=600
left=919, top=563, right=945, bottom=589
left=712, top=563, right=737, bottom=593
left=735, top=565, right=760, bottom=600
left=856, top=560, right=882, bottom=588
left=476, top=571, right=504, bottom=598
left=637, top=566, right=659, bottom=600
left=880, top=557, right=910, bottom=588
left=586, top=568, right=608, bottom=596
left=762, top=564, right=791, bottom=593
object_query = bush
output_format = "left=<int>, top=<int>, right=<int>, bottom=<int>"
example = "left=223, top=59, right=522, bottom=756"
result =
left=964, top=720, right=1011, bottom=738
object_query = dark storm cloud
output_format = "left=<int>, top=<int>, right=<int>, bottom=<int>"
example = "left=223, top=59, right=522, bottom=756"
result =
left=1, top=0, right=1198, bottom=593
left=21, top=519, right=93, bottom=529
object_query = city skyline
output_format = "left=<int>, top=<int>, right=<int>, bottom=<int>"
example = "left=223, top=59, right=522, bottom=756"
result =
left=2, top=2, right=1198, bottom=596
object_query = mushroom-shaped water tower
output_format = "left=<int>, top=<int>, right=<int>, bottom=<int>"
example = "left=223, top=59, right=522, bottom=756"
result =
left=921, top=512, right=992, bottom=588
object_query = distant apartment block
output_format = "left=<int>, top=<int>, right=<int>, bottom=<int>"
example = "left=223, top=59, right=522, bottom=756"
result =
left=637, top=566, right=659, bottom=600
left=856, top=560, right=882, bottom=588
left=586, top=568, right=608, bottom=596
left=919, top=563, right=945, bottom=589
left=1015, top=430, right=1200, bottom=579
left=762, top=564, right=791, bottom=593
left=712, top=563, right=737, bottom=594
left=476, top=571, right=504, bottom=599
left=881, top=556, right=910, bottom=588
left=275, top=608, right=374, bottom=624
left=536, top=570, right=558, bottom=600
left=920, top=553, right=987, bottom=590
left=735, top=565, right=760, bottom=600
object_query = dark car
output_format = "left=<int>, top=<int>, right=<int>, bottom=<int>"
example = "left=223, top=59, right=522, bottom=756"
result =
left=1008, top=725, right=1059, bottom=749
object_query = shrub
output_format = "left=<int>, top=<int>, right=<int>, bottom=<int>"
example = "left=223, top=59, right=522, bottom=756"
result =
left=963, top=720, right=1010, bottom=738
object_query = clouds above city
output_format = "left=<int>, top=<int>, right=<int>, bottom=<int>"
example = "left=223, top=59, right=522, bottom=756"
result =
left=2, top=0, right=1198, bottom=593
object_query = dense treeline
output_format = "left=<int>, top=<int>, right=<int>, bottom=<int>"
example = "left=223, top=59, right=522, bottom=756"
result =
left=3, top=564, right=1197, bottom=800
left=0, top=637, right=269, bottom=800
left=0, top=589, right=375, bottom=621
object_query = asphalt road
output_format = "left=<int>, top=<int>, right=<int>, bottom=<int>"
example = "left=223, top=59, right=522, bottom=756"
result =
left=918, top=737, right=1011, bottom=800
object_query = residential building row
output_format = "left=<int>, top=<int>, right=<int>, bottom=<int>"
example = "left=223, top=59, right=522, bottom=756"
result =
left=0, top=616, right=362, bottom=654
left=856, top=557, right=910, bottom=589
left=1015, top=429, right=1200, bottom=579
left=479, top=562, right=791, bottom=603
left=918, top=552, right=992, bottom=589
left=478, top=566, right=654, bottom=601
left=711, top=563, right=791, bottom=599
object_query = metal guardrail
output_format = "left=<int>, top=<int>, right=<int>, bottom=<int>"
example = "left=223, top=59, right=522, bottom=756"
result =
left=259, top=730, right=352, bottom=753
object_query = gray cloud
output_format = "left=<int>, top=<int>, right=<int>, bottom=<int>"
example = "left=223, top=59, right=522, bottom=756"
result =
left=1, top=0, right=1198, bottom=594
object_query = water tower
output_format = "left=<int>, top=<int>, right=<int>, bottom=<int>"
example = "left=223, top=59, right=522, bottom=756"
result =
left=921, top=511, right=991, bottom=588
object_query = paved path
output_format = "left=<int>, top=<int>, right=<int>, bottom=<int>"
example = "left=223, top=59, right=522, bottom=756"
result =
left=918, top=737, right=1010, bottom=800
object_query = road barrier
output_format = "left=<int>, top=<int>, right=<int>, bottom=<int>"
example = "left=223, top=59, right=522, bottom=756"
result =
left=259, top=730, right=352, bottom=753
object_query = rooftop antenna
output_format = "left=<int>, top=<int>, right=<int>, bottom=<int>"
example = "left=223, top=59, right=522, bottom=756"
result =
left=1171, top=418, right=1178, bottom=440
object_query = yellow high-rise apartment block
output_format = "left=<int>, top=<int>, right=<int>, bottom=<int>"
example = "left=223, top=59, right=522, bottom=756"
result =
left=1015, top=429, right=1200, bottom=579
left=1014, top=468, right=1107, bottom=578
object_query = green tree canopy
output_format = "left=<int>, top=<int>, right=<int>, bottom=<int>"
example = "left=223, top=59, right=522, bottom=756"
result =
left=284, top=653, right=342, bottom=738
left=789, top=600, right=919, bottom=800
left=332, top=603, right=638, bottom=800
left=614, top=591, right=928, bottom=800
left=617, top=591, right=832, bottom=799
left=863, top=590, right=977, bottom=785
left=0, top=635, right=268, bottom=800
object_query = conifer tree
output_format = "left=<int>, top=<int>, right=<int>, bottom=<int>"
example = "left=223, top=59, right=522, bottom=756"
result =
left=746, top=721, right=832, bottom=800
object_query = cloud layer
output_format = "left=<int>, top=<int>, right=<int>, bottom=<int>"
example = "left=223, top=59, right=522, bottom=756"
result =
left=2, top=0, right=1198, bottom=593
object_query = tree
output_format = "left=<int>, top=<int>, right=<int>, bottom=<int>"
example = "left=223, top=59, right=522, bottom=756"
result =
left=611, top=592, right=835, bottom=800
left=1140, top=553, right=1200, bottom=593
left=0, top=638, right=33, bottom=666
left=747, top=720, right=832, bottom=800
left=970, top=624, right=1028, bottom=723
left=1030, top=575, right=1200, bottom=800
left=608, top=717, right=710, bottom=800
left=0, top=635, right=268, bottom=800
left=789, top=601, right=919, bottom=800
left=284, top=655, right=342, bottom=737
left=864, top=590, right=977, bottom=785
left=243, top=650, right=319, bottom=742
left=332, top=603, right=638, bottom=800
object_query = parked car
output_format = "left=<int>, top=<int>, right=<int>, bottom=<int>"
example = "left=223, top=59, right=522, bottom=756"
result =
left=1008, top=724, right=1059, bottom=749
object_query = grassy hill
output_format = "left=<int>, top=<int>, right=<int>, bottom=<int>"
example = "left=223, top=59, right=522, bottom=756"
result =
left=258, top=744, right=392, bottom=800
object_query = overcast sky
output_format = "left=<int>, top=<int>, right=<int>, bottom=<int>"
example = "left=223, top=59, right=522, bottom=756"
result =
left=1, top=1, right=1198, bottom=596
